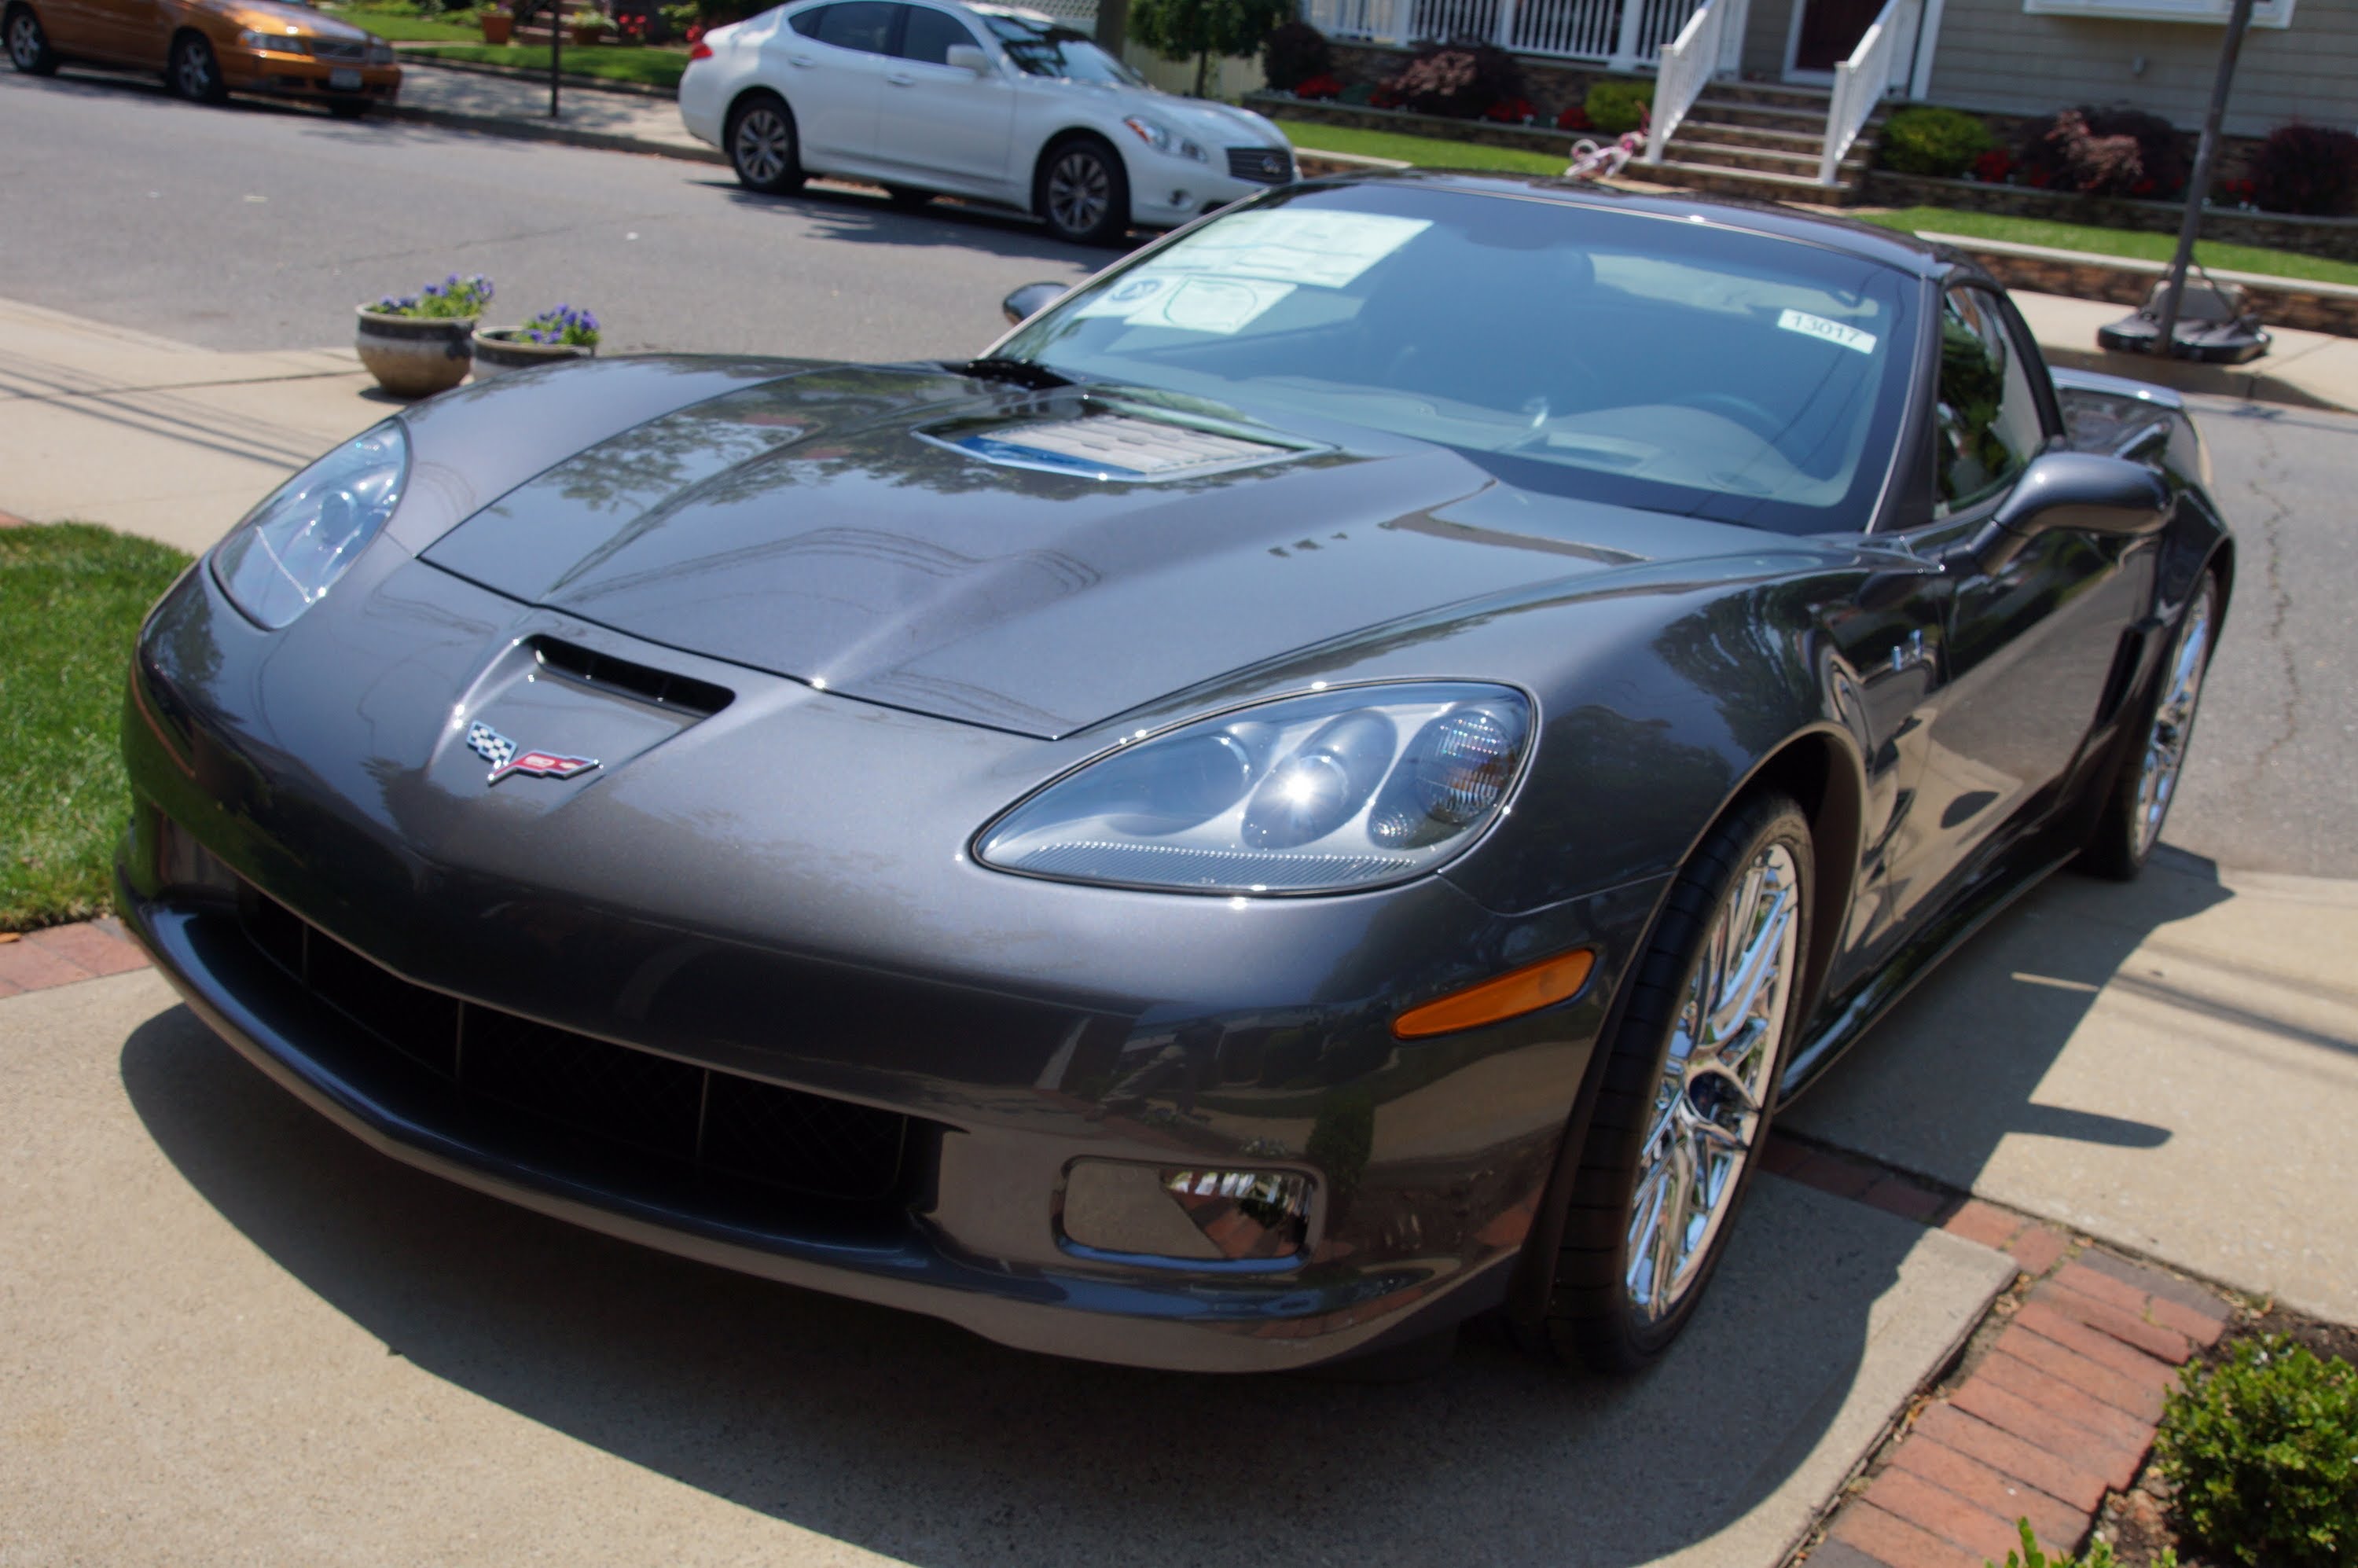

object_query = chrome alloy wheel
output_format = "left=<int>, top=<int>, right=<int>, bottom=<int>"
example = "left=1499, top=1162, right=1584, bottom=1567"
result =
left=733, top=107, right=792, bottom=186
left=174, top=37, right=214, bottom=98
left=1624, top=840, right=1801, bottom=1322
left=8, top=13, right=41, bottom=68
left=2132, top=578, right=2218, bottom=861
left=1046, top=148, right=1111, bottom=237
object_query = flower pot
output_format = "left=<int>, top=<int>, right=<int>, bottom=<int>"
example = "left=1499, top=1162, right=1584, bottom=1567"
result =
left=470, top=327, right=595, bottom=378
left=354, top=308, right=475, bottom=398
left=570, top=23, right=604, bottom=44
left=479, top=11, right=512, bottom=42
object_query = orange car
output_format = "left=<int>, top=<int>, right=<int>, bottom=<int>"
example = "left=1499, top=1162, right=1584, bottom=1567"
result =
left=6, top=0, right=400, bottom=116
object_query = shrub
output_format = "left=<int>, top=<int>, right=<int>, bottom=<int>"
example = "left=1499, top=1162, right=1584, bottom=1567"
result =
left=2154, top=1335, right=2358, bottom=1568
left=1339, top=79, right=1376, bottom=105
left=1483, top=95, right=1532, bottom=123
left=2015, top=105, right=2189, bottom=199
left=1382, top=40, right=1522, bottom=119
left=1984, top=1518, right=2132, bottom=1568
left=1291, top=72, right=1342, bottom=100
left=1584, top=77, right=1653, bottom=136
left=2247, top=124, right=2358, bottom=216
left=1260, top=17, right=1330, bottom=92
left=1555, top=101, right=1591, bottom=132
left=1879, top=105, right=1994, bottom=178
left=1974, top=147, right=2015, bottom=183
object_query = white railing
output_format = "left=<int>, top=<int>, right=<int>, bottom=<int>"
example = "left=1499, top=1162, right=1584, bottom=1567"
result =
left=1816, top=0, right=1920, bottom=182
left=1640, top=0, right=1745, bottom=161
left=1302, top=0, right=1700, bottom=67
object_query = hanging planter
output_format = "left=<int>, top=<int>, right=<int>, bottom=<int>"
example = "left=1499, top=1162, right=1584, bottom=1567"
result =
left=354, top=274, right=493, bottom=398
left=471, top=305, right=601, bottom=379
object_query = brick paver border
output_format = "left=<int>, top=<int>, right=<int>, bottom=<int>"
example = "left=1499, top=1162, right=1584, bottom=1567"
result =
left=0, top=918, right=152, bottom=996
left=0, top=912, right=2246, bottom=1568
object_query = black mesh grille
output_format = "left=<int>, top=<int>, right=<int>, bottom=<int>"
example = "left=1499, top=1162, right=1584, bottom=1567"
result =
left=1225, top=146, right=1293, bottom=185
left=234, top=886, right=912, bottom=1204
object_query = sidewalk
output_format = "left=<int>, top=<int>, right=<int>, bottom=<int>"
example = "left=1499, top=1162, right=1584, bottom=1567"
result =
left=388, top=57, right=716, bottom=161
left=2011, top=290, right=2358, bottom=414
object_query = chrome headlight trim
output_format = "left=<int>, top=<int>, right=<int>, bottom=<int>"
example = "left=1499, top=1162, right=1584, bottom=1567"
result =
left=210, top=420, right=409, bottom=630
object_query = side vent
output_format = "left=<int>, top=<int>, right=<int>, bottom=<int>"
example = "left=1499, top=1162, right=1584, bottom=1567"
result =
left=530, top=637, right=733, bottom=719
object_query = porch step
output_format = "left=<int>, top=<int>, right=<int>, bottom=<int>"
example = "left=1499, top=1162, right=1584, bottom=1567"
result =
left=1686, top=94, right=1884, bottom=134
left=1695, top=80, right=1833, bottom=111
left=1637, top=159, right=1857, bottom=207
left=1669, top=118, right=1829, bottom=153
left=1662, top=138, right=1869, bottom=180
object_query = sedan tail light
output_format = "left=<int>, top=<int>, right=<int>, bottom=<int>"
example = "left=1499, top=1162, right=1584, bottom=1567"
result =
left=687, top=40, right=712, bottom=59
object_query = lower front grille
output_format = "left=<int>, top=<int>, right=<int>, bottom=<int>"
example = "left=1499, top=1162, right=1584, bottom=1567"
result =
left=237, top=883, right=913, bottom=1205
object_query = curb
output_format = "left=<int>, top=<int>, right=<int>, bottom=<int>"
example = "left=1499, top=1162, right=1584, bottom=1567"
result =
left=2037, top=340, right=2350, bottom=415
left=399, top=52, right=680, bottom=100
left=378, top=101, right=722, bottom=167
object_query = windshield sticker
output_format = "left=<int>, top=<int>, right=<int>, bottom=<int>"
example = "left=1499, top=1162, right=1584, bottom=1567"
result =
left=1777, top=308, right=1879, bottom=356
left=1074, top=272, right=1295, bottom=335
left=1151, top=211, right=1431, bottom=290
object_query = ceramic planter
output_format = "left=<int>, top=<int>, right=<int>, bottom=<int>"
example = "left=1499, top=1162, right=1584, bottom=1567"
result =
left=470, top=328, right=596, bottom=378
left=570, top=22, right=606, bottom=43
left=354, top=308, right=475, bottom=398
left=479, top=10, right=512, bottom=42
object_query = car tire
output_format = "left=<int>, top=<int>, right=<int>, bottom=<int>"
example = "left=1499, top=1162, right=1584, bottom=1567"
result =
left=6, top=4, right=57, bottom=74
left=726, top=92, right=803, bottom=196
left=882, top=184, right=933, bottom=209
left=168, top=31, right=226, bottom=104
left=2079, top=569, right=2223, bottom=882
left=1037, top=134, right=1129, bottom=248
left=1532, top=791, right=1814, bottom=1374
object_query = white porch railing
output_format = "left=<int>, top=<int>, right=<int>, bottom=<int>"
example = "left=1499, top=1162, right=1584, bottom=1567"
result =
left=1303, top=0, right=1704, bottom=69
left=1816, top=0, right=1920, bottom=183
left=1640, top=0, right=1746, bottom=162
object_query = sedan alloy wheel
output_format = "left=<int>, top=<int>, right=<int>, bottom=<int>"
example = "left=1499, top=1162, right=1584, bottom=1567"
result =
left=7, top=8, right=57, bottom=73
left=171, top=34, right=224, bottom=103
left=729, top=98, right=802, bottom=195
left=1041, top=141, right=1126, bottom=247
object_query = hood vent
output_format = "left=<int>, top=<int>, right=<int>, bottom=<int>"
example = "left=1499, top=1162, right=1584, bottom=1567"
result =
left=530, top=637, right=733, bottom=719
left=920, top=409, right=1303, bottom=483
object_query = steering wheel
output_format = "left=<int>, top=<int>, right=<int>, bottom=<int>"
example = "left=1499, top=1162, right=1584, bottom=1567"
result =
left=1666, top=392, right=1787, bottom=442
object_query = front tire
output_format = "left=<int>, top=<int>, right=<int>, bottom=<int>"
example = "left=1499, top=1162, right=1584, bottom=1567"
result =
left=1037, top=135, right=1128, bottom=248
left=169, top=31, right=226, bottom=104
left=726, top=93, right=803, bottom=195
left=326, top=97, right=369, bottom=119
left=2080, top=571, right=2222, bottom=880
left=1535, top=792, right=1813, bottom=1373
left=882, top=184, right=933, bottom=209
left=6, top=5, right=57, bottom=75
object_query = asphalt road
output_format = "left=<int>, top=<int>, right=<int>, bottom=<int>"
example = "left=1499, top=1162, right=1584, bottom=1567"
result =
left=3, top=65, right=2350, bottom=875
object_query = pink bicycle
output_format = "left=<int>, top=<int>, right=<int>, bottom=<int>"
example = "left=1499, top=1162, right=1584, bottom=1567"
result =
left=1566, top=105, right=1649, bottom=180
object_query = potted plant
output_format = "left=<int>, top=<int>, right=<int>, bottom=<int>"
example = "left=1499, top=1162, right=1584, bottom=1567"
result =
left=354, top=274, right=493, bottom=398
left=477, top=3, right=512, bottom=43
left=567, top=9, right=612, bottom=44
left=472, top=304, right=601, bottom=377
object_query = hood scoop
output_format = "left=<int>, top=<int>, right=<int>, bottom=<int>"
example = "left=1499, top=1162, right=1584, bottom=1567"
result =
left=919, top=406, right=1309, bottom=483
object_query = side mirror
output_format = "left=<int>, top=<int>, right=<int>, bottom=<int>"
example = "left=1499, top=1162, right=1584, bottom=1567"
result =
left=945, top=43, right=990, bottom=73
left=1959, top=451, right=2170, bottom=574
left=1001, top=281, right=1065, bottom=325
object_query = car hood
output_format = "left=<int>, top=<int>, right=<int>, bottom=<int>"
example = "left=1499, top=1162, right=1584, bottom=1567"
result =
left=1136, top=91, right=1285, bottom=151
left=419, top=363, right=1724, bottom=739
left=223, top=0, right=372, bottom=39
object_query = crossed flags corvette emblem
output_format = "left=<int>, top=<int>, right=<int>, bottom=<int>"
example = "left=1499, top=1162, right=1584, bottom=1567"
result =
left=465, top=721, right=600, bottom=786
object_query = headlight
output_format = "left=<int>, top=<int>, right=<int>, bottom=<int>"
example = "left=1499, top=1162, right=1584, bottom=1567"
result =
left=237, top=27, right=307, bottom=51
left=211, top=421, right=408, bottom=630
left=367, top=37, right=395, bottom=64
left=1122, top=116, right=1206, bottom=163
left=977, top=683, right=1531, bottom=894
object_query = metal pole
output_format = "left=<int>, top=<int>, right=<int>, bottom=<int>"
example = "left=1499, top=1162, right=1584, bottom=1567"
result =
left=550, top=0, right=562, bottom=118
left=2151, top=0, right=2254, bottom=355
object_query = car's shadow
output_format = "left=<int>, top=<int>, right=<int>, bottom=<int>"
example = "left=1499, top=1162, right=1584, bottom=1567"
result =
left=116, top=858, right=2224, bottom=1565
left=705, top=177, right=1132, bottom=267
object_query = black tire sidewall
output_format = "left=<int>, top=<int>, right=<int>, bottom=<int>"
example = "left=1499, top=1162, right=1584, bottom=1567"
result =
left=1543, top=791, right=1814, bottom=1373
left=172, top=35, right=222, bottom=102
left=1039, top=136, right=1128, bottom=247
left=726, top=94, right=801, bottom=194
left=2081, top=571, right=2221, bottom=882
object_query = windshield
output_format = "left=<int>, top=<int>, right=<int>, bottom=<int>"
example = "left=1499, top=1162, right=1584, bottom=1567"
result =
left=997, top=183, right=1919, bottom=534
left=979, top=12, right=1142, bottom=83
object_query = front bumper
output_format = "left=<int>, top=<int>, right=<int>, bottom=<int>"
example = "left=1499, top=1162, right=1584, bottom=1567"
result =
left=119, top=549, right=1660, bottom=1371
left=223, top=50, right=400, bottom=104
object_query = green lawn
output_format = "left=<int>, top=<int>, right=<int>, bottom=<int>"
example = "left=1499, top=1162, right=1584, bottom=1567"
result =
left=0, top=525, right=192, bottom=933
left=408, top=42, right=690, bottom=88
left=1276, top=119, right=1570, bottom=177
left=321, top=4, right=483, bottom=42
left=1859, top=205, right=2358, bottom=289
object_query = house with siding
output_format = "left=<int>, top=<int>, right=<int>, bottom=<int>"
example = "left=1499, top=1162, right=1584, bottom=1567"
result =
left=1291, top=0, right=2356, bottom=200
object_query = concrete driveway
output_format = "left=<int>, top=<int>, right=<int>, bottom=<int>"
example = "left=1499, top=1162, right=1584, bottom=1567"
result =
left=0, top=969, right=2012, bottom=1567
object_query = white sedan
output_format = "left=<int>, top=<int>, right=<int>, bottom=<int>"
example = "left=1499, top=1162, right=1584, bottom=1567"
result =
left=678, top=1, right=1298, bottom=244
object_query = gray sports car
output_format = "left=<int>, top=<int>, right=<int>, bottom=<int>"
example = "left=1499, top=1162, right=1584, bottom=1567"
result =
left=119, top=173, right=2229, bottom=1375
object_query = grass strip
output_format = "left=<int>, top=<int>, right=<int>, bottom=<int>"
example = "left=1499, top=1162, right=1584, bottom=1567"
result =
left=321, top=6, right=483, bottom=42
left=1274, top=119, right=1570, bottom=177
left=1858, top=205, right=2358, bottom=289
left=408, top=42, right=690, bottom=88
left=0, top=525, right=192, bottom=932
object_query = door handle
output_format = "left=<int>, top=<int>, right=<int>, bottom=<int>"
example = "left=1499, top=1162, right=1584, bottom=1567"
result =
left=885, top=71, right=914, bottom=84
left=786, top=52, right=815, bottom=65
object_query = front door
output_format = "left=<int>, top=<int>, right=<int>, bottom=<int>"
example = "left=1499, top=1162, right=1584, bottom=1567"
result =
left=1791, top=0, right=1882, bottom=72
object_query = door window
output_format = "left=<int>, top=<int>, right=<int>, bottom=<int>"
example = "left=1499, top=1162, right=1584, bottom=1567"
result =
left=896, top=4, right=979, bottom=62
left=1933, top=287, right=2047, bottom=516
left=803, top=1, right=896, bottom=52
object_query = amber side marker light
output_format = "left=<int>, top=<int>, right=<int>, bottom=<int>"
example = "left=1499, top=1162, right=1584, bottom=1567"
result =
left=1391, top=948, right=1596, bottom=1039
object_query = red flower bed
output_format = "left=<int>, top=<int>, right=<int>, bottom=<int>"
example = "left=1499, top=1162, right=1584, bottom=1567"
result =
left=1483, top=97, right=1533, bottom=123
left=1292, top=73, right=1342, bottom=101
left=1972, top=148, right=2013, bottom=183
left=1555, top=104, right=1592, bottom=132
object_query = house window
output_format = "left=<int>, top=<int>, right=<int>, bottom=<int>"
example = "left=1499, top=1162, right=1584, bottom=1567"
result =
left=2022, top=0, right=2293, bottom=28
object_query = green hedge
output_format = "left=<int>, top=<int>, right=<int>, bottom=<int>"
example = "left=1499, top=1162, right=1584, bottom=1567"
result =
left=2156, top=1335, right=2357, bottom=1568
left=1879, top=105, right=1995, bottom=178
left=1584, top=78, right=1654, bottom=137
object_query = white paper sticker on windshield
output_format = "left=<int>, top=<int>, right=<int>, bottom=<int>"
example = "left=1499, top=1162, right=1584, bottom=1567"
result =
left=1074, top=271, right=1294, bottom=335
left=1151, top=211, right=1431, bottom=290
left=1777, top=308, right=1878, bottom=355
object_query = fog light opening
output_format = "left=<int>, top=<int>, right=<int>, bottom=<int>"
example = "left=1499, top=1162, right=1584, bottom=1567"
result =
left=1060, top=1159, right=1314, bottom=1262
